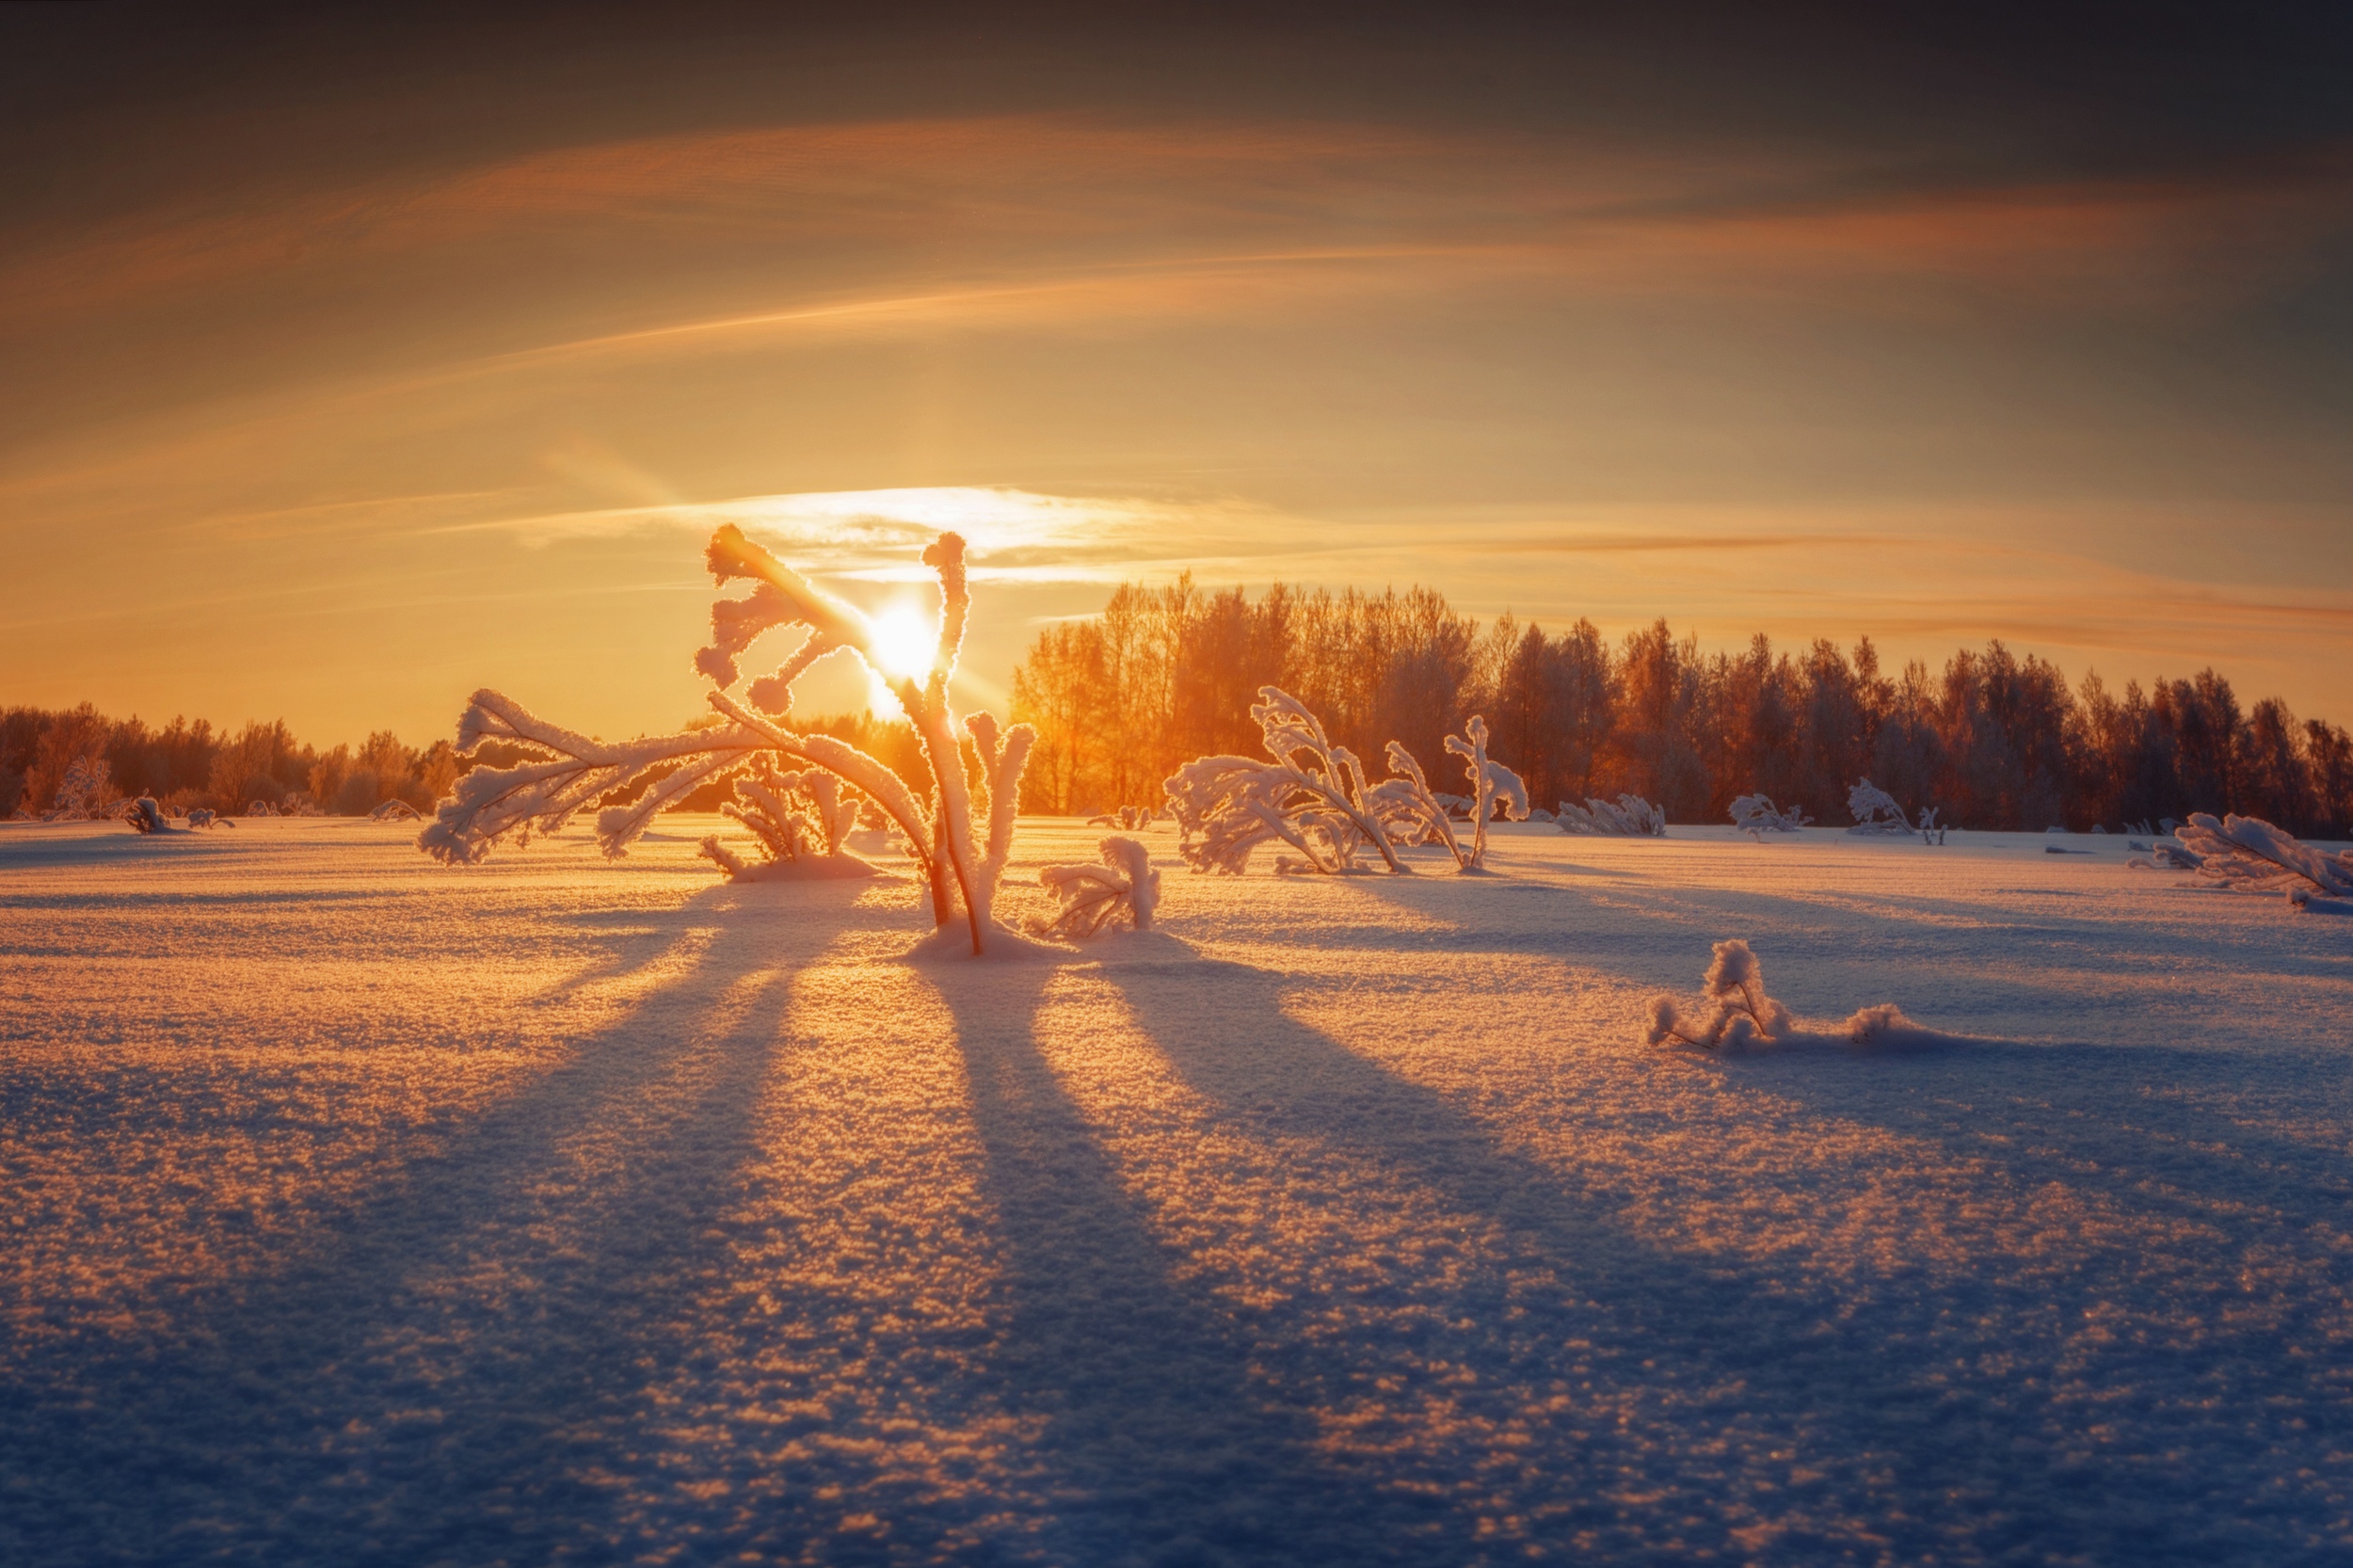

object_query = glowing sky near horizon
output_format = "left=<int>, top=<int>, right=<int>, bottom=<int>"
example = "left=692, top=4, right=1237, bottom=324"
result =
left=4, top=8, right=2350, bottom=744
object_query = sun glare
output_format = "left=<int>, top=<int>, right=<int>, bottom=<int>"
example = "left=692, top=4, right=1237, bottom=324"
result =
left=868, top=605, right=936, bottom=680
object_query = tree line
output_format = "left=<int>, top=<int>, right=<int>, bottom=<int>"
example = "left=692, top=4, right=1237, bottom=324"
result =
left=0, top=705, right=462, bottom=819
left=1010, top=577, right=2353, bottom=836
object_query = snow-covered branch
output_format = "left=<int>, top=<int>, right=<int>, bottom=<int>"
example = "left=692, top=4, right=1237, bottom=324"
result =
left=1165, top=686, right=1403, bottom=874
left=1846, top=778, right=1918, bottom=836
left=1555, top=794, right=1665, bottom=837
left=423, top=525, right=1040, bottom=956
left=1030, top=835, right=1160, bottom=939
left=2174, top=813, right=2353, bottom=908
left=1729, top=793, right=1810, bottom=835
left=1368, top=714, right=1529, bottom=871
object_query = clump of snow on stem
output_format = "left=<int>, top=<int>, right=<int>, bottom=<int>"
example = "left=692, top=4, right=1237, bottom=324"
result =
left=121, top=797, right=170, bottom=835
left=419, top=524, right=1037, bottom=956
left=1729, top=793, right=1810, bottom=836
left=1029, top=834, right=1160, bottom=939
left=1645, top=939, right=1925, bottom=1049
left=1555, top=794, right=1665, bottom=837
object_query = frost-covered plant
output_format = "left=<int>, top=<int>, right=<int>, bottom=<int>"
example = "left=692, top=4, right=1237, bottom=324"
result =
left=2174, top=813, right=2353, bottom=904
left=1164, top=686, right=1405, bottom=875
left=1029, top=835, right=1160, bottom=939
left=246, top=799, right=280, bottom=818
left=1368, top=715, right=1530, bottom=871
left=1846, top=778, right=1923, bottom=836
left=696, top=760, right=873, bottom=883
left=122, top=796, right=169, bottom=834
left=419, top=525, right=1036, bottom=955
left=1644, top=938, right=1924, bottom=1049
left=1555, top=793, right=1666, bottom=837
left=369, top=798, right=421, bottom=823
left=1088, top=805, right=1159, bottom=830
left=1729, top=793, right=1810, bottom=835
left=42, top=755, right=117, bottom=822
left=186, top=808, right=219, bottom=829
left=1644, top=939, right=1797, bottom=1048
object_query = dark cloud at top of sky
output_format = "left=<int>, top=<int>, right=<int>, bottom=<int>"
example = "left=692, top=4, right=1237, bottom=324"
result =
left=6, top=2, right=2352, bottom=232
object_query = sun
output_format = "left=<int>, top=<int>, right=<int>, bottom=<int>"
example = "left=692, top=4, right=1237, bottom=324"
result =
left=867, top=604, right=936, bottom=681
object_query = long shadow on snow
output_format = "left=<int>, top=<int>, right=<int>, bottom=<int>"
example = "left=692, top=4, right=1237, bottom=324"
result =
left=927, top=961, right=1438, bottom=1567
left=0, top=882, right=845, bottom=1567
left=1103, top=952, right=2329, bottom=1567
left=1330, top=865, right=2350, bottom=1046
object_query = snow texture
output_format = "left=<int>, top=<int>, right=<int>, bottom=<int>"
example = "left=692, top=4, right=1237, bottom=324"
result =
left=1728, top=793, right=1811, bottom=835
left=8, top=816, right=2353, bottom=1565
left=1554, top=793, right=1667, bottom=837
left=1030, top=835, right=1160, bottom=939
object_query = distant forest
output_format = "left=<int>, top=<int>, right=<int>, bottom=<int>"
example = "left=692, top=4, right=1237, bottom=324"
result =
left=11, top=581, right=2348, bottom=837
left=1011, top=578, right=2353, bottom=836
left=0, top=708, right=465, bottom=821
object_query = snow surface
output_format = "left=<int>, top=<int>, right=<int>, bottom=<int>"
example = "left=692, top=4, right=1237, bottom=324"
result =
left=3, top=815, right=2350, bottom=1565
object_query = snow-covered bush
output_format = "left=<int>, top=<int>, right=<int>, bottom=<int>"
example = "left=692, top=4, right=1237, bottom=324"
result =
left=1555, top=794, right=1665, bottom=837
left=1644, top=939, right=1795, bottom=1048
left=1644, top=938, right=1923, bottom=1049
left=1030, top=835, right=1160, bottom=939
left=245, top=799, right=280, bottom=818
left=2173, top=813, right=2353, bottom=906
left=186, top=808, right=218, bottom=829
left=1845, top=778, right=1916, bottom=835
left=1164, top=686, right=1406, bottom=875
left=41, top=755, right=117, bottom=821
left=122, top=796, right=169, bottom=834
left=1367, top=715, right=1530, bottom=871
left=419, top=525, right=1039, bottom=956
left=1088, top=805, right=1158, bottom=830
left=696, top=760, right=878, bottom=884
left=1729, top=793, right=1810, bottom=835
left=369, top=799, right=421, bottom=824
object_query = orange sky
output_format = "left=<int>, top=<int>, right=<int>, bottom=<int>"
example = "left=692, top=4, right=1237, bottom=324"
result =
left=4, top=9, right=2350, bottom=744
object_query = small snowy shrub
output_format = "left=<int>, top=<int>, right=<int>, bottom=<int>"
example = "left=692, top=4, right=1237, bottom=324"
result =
left=1367, top=714, right=1530, bottom=871
left=1164, top=686, right=1405, bottom=875
left=1644, top=939, right=1922, bottom=1049
left=186, top=808, right=218, bottom=829
left=1845, top=778, right=1919, bottom=835
left=42, top=755, right=117, bottom=821
left=1645, top=939, right=1797, bottom=1048
left=1556, top=794, right=1665, bottom=837
left=122, top=796, right=169, bottom=834
left=369, top=798, right=422, bottom=824
left=696, top=760, right=877, bottom=883
left=2174, top=813, right=2353, bottom=903
left=420, top=526, right=1038, bottom=955
left=1729, top=793, right=1810, bottom=835
left=1030, top=835, right=1160, bottom=938
left=1088, top=805, right=1158, bottom=830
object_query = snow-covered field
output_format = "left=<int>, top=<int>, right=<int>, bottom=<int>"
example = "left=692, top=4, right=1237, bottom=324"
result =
left=3, top=815, right=2349, bottom=1565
